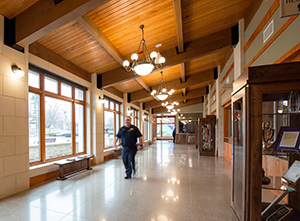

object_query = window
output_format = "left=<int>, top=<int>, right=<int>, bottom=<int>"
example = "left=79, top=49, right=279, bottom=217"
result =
left=104, top=98, right=121, bottom=149
left=28, top=67, right=86, bottom=165
left=130, top=107, right=139, bottom=128
left=156, top=116, right=175, bottom=138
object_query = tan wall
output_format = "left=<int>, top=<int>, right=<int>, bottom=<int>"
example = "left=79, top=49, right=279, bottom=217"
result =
left=0, top=15, right=30, bottom=199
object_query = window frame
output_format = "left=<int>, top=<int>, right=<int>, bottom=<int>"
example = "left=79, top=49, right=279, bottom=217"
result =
left=103, top=98, right=121, bottom=149
left=28, top=70, right=86, bottom=166
left=223, top=99, right=232, bottom=144
left=156, top=116, right=175, bottom=138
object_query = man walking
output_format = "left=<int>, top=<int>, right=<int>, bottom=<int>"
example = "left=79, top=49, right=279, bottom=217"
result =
left=114, top=116, right=143, bottom=179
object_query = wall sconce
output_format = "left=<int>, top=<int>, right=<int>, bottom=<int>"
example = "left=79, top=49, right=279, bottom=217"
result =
left=11, top=65, right=24, bottom=77
left=98, top=96, right=105, bottom=103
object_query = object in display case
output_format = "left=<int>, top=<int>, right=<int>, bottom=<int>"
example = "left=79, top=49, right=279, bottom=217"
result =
left=266, top=205, right=293, bottom=221
left=262, top=168, right=271, bottom=185
left=288, top=91, right=300, bottom=113
left=273, top=127, right=300, bottom=153
left=281, top=160, right=300, bottom=189
left=199, top=116, right=216, bottom=156
left=262, top=118, right=275, bottom=151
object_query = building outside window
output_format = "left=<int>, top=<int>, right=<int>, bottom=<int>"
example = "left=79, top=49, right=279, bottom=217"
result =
left=156, top=116, right=175, bottom=138
left=28, top=66, right=86, bottom=165
left=104, top=97, right=121, bottom=149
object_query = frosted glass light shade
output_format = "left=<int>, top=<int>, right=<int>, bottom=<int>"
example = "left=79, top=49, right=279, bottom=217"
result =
left=134, top=63, right=154, bottom=76
left=156, top=93, right=168, bottom=101
left=131, top=53, right=138, bottom=61
left=158, top=57, right=166, bottom=64
left=150, top=51, right=158, bottom=59
left=123, top=60, right=130, bottom=67
left=166, top=104, right=174, bottom=110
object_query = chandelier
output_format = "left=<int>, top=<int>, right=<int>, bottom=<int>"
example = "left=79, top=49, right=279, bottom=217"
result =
left=161, top=97, right=179, bottom=110
left=123, top=25, right=166, bottom=76
left=150, top=71, right=174, bottom=101
left=168, top=108, right=180, bottom=115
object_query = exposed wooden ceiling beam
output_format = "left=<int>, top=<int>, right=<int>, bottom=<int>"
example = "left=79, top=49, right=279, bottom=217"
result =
left=144, top=87, right=207, bottom=109
left=134, top=78, right=151, bottom=93
left=77, top=14, right=151, bottom=93
left=172, top=0, right=184, bottom=53
left=29, top=42, right=91, bottom=82
left=180, top=63, right=186, bottom=83
left=153, top=97, right=203, bottom=114
left=77, top=14, right=124, bottom=64
left=131, top=69, right=215, bottom=102
left=15, top=0, right=110, bottom=46
left=100, top=27, right=233, bottom=88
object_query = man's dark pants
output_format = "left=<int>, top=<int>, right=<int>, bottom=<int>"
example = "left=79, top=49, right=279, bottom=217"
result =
left=122, top=147, right=137, bottom=178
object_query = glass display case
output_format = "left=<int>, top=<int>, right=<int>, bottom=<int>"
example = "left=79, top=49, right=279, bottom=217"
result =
left=199, top=115, right=216, bottom=156
left=231, top=61, right=300, bottom=221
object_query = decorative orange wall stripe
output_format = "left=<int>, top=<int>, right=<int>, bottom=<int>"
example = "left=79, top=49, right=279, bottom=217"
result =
left=211, top=100, right=216, bottom=106
left=245, top=15, right=298, bottom=70
left=220, top=62, right=234, bottom=84
left=210, top=89, right=216, bottom=99
left=244, top=0, right=279, bottom=52
left=274, top=42, right=300, bottom=64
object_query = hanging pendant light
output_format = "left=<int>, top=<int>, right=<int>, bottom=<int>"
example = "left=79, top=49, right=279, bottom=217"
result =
left=162, top=97, right=179, bottom=110
left=151, top=71, right=174, bottom=101
left=123, top=25, right=166, bottom=76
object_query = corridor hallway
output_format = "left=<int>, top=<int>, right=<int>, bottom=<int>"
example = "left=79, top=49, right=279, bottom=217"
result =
left=0, top=141, right=232, bottom=221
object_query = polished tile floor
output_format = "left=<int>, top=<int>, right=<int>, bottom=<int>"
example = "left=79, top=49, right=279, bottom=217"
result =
left=0, top=141, right=232, bottom=221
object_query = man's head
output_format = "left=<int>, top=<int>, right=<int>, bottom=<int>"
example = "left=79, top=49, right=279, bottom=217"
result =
left=125, top=116, right=132, bottom=128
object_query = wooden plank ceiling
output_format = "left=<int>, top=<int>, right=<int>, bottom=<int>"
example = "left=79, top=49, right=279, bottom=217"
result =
left=0, top=0, right=256, bottom=113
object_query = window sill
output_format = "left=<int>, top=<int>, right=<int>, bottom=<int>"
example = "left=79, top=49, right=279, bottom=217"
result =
left=29, top=154, right=93, bottom=178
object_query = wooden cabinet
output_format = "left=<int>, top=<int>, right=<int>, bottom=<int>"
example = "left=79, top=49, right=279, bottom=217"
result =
left=199, top=115, right=216, bottom=156
left=231, top=61, right=300, bottom=221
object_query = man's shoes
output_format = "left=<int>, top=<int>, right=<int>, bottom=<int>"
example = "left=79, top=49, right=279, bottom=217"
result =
left=133, top=168, right=136, bottom=176
left=124, top=176, right=131, bottom=179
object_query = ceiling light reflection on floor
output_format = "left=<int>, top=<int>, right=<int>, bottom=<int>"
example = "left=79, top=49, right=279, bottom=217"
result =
left=168, top=178, right=180, bottom=184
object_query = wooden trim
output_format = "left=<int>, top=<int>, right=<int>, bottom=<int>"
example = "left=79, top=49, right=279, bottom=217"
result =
left=16, top=0, right=110, bottom=46
left=30, top=170, right=59, bottom=186
left=40, top=75, right=46, bottom=163
left=211, top=100, right=216, bottom=106
left=224, top=137, right=232, bottom=144
left=104, top=153, right=115, bottom=161
left=77, top=14, right=124, bottom=64
left=211, top=109, right=216, bottom=115
left=29, top=43, right=91, bottom=82
left=245, top=15, right=298, bottom=70
left=244, top=0, right=279, bottom=52
left=221, top=97, right=232, bottom=108
left=244, top=0, right=264, bottom=30
left=210, top=89, right=216, bottom=99
left=172, top=0, right=184, bottom=53
left=83, top=90, right=87, bottom=153
left=72, top=87, right=76, bottom=155
left=275, top=42, right=300, bottom=64
left=220, top=62, right=234, bottom=84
